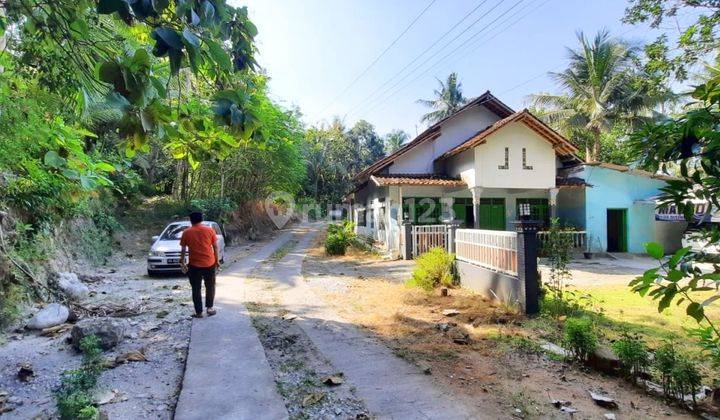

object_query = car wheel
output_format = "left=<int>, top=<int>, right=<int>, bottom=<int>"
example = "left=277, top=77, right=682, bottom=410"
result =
left=147, top=269, right=158, bottom=277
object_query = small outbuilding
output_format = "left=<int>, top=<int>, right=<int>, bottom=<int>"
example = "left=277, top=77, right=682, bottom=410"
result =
left=557, top=163, right=686, bottom=253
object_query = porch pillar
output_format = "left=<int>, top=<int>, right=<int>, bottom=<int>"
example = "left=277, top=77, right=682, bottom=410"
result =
left=548, top=187, right=559, bottom=221
left=471, top=187, right=483, bottom=229
left=401, top=220, right=413, bottom=260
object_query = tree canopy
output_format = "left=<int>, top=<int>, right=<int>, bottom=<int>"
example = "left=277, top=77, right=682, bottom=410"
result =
left=531, top=30, right=670, bottom=162
left=417, top=72, right=467, bottom=124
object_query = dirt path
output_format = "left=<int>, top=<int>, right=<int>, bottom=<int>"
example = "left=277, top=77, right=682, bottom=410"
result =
left=242, top=223, right=486, bottom=419
left=0, top=228, right=284, bottom=419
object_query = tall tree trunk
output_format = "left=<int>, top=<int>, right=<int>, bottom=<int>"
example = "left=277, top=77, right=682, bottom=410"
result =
left=179, top=158, right=189, bottom=201
left=592, top=129, right=601, bottom=163
left=220, top=162, right=225, bottom=199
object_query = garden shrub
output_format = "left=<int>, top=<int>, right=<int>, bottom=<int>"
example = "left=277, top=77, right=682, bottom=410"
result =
left=406, top=247, right=455, bottom=291
left=325, top=221, right=357, bottom=256
left=563, top=317, right=597, bottom=362
left=612, top=332, right=649, bottom=381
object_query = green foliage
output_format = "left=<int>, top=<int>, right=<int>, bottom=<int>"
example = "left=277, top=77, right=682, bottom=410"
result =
left=650, top=343, right=703, bottom=406
left=630, top=241, right=720, bottom=366
left=624, top=0, right=720, bottom=82
left=612, top=332, right=649, bottom=380
left=325, top=221, right=356, bottom=256
left=628, top=62, right=720, bottom=374
left=672, top=359, right=703, bottom=406
left=531, top=30, right=669, bottom=162
left=654, top=342, right=678, bottom=398
left=384, top=129, right=409, bottom=155
left=190, top=197, right=234, bottom=224
left=406, top=247, right=455, bottom=291
left=55, top=335, right=104, bottom=420
left=563, top=317, right=598, bottom=362
left=417, top=72, right=467, bottom=124
left=541, top=218, right=575, bottom=316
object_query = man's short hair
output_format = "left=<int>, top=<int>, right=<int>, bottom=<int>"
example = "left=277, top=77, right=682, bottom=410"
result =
left=189, top=211, right=203, bottom=225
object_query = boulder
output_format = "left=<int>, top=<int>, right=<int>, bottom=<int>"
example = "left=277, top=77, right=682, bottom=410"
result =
left=57, top=272, right=89, bottom=301
left=71, top=318, right=126, bottom=351
left=27, top=303, right=69, bottom=330
left=587, top=345, right=620, bottom=375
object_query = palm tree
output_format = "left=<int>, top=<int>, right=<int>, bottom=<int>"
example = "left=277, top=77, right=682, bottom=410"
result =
left=384, top=129, right=409, bottom=154
left=531, top=30, right=667, bottom=162
left=417, top=72, right=467, bottom=124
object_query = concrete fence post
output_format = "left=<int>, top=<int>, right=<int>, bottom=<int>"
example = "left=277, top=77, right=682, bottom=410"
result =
left=444, top=220, right=460, bottom=254
left=402, top=221, right=413, bottom=260
left=515, top=219, right=541, bottom=315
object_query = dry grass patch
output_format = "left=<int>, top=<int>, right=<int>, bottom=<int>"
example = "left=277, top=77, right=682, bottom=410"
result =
left=303, top=232, right=694, bottom=418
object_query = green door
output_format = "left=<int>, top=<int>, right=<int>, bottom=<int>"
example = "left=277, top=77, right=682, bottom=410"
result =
left=478, top=198, right=506, bottom=230
left=607, top=209, right=628, bottom=252
left=452, top=197, right=474, bottom=227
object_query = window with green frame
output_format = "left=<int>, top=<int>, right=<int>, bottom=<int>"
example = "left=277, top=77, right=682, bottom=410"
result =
left=402, top=197, right=441, bottom=225
left=516, top=198, right=549, bottom=225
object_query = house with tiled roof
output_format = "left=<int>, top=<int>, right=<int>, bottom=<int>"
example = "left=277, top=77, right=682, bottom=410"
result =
left=348, top=91, right=686, bottom=257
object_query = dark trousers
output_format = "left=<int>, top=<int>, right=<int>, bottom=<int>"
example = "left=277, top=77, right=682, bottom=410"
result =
left=187, top=265, right=216, bottom=314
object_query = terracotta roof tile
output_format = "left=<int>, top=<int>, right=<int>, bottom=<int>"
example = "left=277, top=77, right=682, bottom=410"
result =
left=370, top=174, right=467, bottom=187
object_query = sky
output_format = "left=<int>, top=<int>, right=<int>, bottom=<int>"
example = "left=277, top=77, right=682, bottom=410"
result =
left=236, top=0, right=668, bottom=137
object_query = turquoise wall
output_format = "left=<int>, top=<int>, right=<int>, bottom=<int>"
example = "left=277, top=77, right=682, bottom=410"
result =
left=583, top=166, right=666, bottom=253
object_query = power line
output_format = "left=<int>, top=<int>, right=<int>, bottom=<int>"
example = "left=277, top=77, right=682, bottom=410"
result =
left=354, top=0, right=528, bottom=118
left=342, top=0, right=491, bottom=118
left=347, top=0, right=507, bottom=119
left=318, top=0, right=437, bottom=114
left=497, top=25, right=641, bottom=98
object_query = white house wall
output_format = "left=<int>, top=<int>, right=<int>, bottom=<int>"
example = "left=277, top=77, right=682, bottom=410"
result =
left=446, top=149, right=476, bottom=188
left=474, top=122, right=556, bottom=189
left=389, top=105, right=500, bottom=174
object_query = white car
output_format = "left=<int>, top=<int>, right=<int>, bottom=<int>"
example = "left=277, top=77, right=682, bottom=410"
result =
left=147, top=221, right=226, bottom=276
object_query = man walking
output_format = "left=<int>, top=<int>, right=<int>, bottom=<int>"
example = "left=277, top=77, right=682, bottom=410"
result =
left=180, top=211, right=220, bottom=318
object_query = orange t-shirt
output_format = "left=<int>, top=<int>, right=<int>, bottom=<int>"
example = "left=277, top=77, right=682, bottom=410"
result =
left=180, top=224, right=217, bottom=268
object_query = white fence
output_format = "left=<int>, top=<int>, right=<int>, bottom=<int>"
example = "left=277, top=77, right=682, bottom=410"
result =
left=411, top=224, right=449, bottom=257
left=537, top=230, right=586, bottom=250
left=455, top=229, right=518, bottom=276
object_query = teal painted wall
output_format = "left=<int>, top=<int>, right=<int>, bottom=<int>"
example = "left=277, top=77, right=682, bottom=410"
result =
left=582, top=166, right=666, bottom=253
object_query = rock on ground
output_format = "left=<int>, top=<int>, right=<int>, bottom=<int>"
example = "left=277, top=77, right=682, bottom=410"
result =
left=57, top=272, right=90, bottom=301
left=588, top=345, right=620, bottom=375
left=71, top=317, right=126, bottom=351
left=26, top=303, right=69, bottom=330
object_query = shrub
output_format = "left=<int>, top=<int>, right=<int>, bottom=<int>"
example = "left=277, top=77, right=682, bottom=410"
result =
left=612, top=332, right=649, bottom=381
left=672, top=359, right=702, bottom=406
left=325, top=233, right=348, bottom=255
left=540, top=218, right=576, bottom=317
left=55, top=335, right=104, bottom=420
left=654, top=342, right=678, bottom=398
left=563, top=317, right=597, bottom=362
left=325, top=221, right=357, bottom=256
left=406, top=247, right=455, bottom=291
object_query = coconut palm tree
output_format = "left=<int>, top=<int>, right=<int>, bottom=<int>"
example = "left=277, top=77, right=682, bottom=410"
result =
left=417, top=72, right=468, bottom=124
left=384, top=129, right=409, bottom=154
left=531, top=30, right=668, bottom=162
